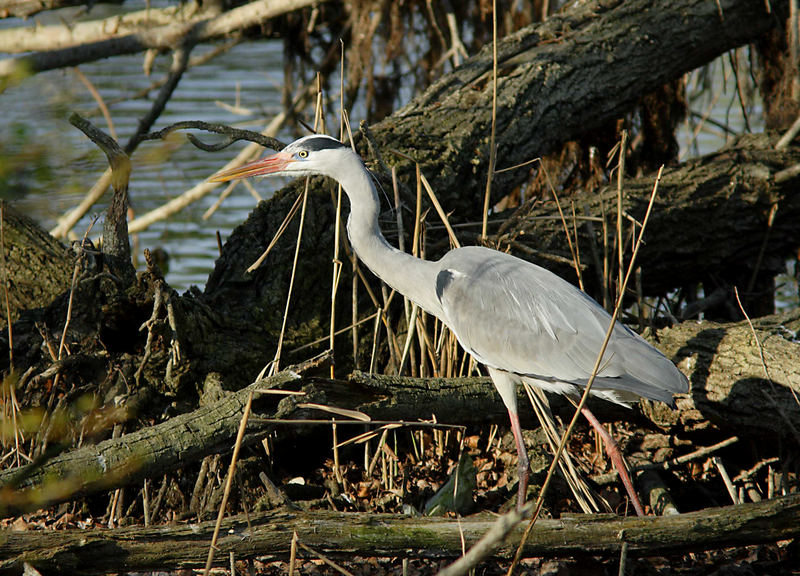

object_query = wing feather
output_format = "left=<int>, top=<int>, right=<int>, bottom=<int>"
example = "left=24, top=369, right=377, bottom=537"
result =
left=435, top=246, right=687, bottom=404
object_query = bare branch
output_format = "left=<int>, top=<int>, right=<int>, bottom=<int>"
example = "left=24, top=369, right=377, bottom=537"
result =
left=0, top=0, right=326, bottom=80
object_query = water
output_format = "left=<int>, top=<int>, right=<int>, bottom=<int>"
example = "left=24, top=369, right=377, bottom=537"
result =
left=2, top=33, right=287, bottom=292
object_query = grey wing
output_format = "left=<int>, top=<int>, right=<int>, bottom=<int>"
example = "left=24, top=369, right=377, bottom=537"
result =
left=435, top=247, right=688, bottom=404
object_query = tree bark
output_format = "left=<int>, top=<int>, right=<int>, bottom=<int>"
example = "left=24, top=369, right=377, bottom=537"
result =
left=0, top=0, right=90, bottom=19
left=653, top=309, right=800, bottom=441
left=2, top=493, right=800, bottom=575
left=0, top=203, right=71, bottom=326
left=492, top=133, right=800, bottom=309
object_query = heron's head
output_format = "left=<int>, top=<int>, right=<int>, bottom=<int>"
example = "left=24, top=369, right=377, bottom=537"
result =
left=209, top=134, right=353, bottom=183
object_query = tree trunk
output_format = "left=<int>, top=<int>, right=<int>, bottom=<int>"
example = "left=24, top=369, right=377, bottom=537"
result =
left=2, top=493, right=800, bottom=574
left=0, top=203, right=71, bottom=326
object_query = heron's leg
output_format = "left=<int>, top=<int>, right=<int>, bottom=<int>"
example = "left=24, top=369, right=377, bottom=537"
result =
left=486, top=368, right=530, bottom=509
left=508, top=408, right=531, bottom=510
left=580, top=406, right=645, bottom=517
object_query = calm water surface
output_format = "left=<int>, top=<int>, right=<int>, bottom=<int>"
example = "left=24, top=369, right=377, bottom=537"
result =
left=3, top=31, right=289, bottom=291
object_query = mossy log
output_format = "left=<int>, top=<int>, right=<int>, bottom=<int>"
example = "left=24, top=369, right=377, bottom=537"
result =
left=0, top=203, right=71, bottom=325
left=2, top=493, right=800, bottom=574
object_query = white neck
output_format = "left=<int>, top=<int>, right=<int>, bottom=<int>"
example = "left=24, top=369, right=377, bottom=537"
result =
left=330, top=153, right=444, bottom=318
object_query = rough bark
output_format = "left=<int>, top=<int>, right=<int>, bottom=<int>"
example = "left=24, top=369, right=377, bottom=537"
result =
left=2, top=493, right=799, bottom=575
left=492, top=133, right=800, bottom=311
left=653, top=309, right=800, bottom=440
left=0, top=203, right=71, bottom=326
left=2, top=309, right=797, bottom=516
left=0, top=0, right=91, bottom=19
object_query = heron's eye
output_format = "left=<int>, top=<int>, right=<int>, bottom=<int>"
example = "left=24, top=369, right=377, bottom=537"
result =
left=297, top=150, right=309, bottom=159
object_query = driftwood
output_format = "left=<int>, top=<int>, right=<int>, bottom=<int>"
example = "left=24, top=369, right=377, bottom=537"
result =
left=2, top=493, right=799, bottom=574
left=2, top=307, right=797, bottom=516
left=0, top=0, right=325, bottom=78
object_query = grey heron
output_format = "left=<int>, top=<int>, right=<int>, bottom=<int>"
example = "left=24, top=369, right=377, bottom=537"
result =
left=210, top=134, right=689, bottom=514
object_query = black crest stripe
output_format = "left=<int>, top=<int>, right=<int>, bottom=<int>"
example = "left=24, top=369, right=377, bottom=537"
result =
left=303, top=137, right=348, bottom=152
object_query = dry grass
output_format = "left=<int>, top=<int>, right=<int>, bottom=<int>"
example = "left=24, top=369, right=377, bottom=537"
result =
left=3, top=5, right=799, bottom=576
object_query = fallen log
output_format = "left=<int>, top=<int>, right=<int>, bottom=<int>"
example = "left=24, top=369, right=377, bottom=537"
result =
left=2, top=493, right=799, bottom=574
left=1, top=310, right=798, bottom=516
left=492, top=133, right=800, bottom=306
left=655, top=309, right=800, bottom=440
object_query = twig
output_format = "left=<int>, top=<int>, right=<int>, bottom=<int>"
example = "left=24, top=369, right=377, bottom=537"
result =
left=436, top=505, right=529, bottom=576
left=289, top=531, right=298, bottom=576
left=776, top=110, right=800, bottom=149
left=52, top=46, right=193, bottom=239
left=592, top=436, right=741, bottom=488
left=420, top=174, right=460, bottom=249
left=713, top=456, right=740, bottom=505
left=142, top=478, right=150, bottom=527
left=134, top=249, right=167, bottom=385
left=202, top=391, right=254, bottom=575
left=746, top=203, right=779, bottom=294
left=295, top=538, right=356, bottom=576
left=127, top=46, right=193, bottom=153
left=130, top=80, right=313, bottom=234
left=733, top=456, right=780, bottom=483
left=728, top=49, right=751, bottom=134
left=616, top=130, right=628, bottom=297
left=289, top=311, right=379, bottom=354
left=544, top=162, right=583, bottom=289
left=143, top=121, right=284, bottom=152
left=389, top=149, right=461, bottom=250
left=617, top=541, right=629, bottom=576
left=72, top=67, right=117, bottom=141
left=481, top=0, right=498, bottom=242
left=268, top=181, right=310, bottom=374
left=55, top=222, right=97, bottom=381
left=247, top=190, right=305, bottom=274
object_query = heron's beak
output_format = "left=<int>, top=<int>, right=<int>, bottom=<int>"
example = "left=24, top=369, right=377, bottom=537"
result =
left=208, top=151, right=293, bottom=182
